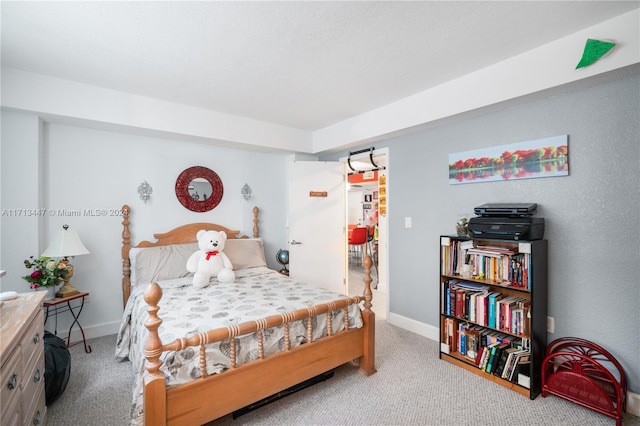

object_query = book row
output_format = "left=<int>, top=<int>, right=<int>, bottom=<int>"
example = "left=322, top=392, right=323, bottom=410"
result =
left=440, top=239, right=532, bottom=289
left=442, top=280, right=531, bottom=337
left=442, top=317, right=531, bottom=385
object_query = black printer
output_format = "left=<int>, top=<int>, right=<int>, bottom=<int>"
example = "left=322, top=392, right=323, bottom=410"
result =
left=468, top=203, right=544, bottom=241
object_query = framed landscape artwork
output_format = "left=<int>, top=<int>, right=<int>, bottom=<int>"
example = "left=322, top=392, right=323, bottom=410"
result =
left=448, top=135, right=569, bottom=185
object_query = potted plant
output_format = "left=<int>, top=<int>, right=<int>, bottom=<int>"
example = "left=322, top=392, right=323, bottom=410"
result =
left=23, top=256, right=68, bottom=299
left=456, top=216, right=469, bottom=236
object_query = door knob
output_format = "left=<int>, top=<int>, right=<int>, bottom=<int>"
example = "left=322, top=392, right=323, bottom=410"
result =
left=289, top=240, right=303, bottom=245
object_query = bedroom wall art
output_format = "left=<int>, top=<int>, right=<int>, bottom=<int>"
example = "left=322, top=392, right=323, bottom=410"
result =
left=175, top=166, right=224, bottom=212
left=448, top=135, right=569, bottom=185
left=576, top=39, right=616, bottom=69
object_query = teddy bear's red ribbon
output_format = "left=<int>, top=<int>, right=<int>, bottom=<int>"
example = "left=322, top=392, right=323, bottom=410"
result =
left=206, top=251, right=219, bottom=260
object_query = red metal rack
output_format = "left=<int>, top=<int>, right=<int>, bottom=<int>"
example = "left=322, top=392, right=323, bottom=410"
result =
left=541, top=337, right=626, bottom=426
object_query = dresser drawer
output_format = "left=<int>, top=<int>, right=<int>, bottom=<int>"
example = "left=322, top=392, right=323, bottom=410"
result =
left=22, top=349, right=45, bottom=418
left=2, top=391, right=21, bottom=426
left=1, top=347, right=22, bottom=421
left=20, top=309, right=44, bottom=370
left=23, top=384, right=46, bottom=426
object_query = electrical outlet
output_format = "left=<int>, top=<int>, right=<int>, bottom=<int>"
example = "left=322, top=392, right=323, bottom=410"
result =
left=84, top=294, right=90, bottom=304
left=547, top=316, right=555, bottom=333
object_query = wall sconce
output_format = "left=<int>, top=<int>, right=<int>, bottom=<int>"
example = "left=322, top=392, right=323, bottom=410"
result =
left=138, top=181, right=153, bottom=203
left=241, top=183, right=252, bottom=201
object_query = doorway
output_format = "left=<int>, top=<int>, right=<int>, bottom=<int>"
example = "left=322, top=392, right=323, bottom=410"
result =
left=343, top=149, right=388, bottom=319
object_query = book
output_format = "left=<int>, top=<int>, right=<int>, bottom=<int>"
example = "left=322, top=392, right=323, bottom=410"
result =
left=455, top=289, right=465, bottom=319
left=488, top=292, right=502, bottom=329
left=459, top=324, right=467, bottom=356
left=508, top=352, right=531, bottom=382
left=444, top=281, right=451, bottom=315
left=496, top=296, right=517, bottom=332
left=449, top=284, right=456, bottom=317
left=480, top=342, right=498, bottom=371
left=464, top=291, right=472, bottom=320
left=474, top=345, right=485, bottom=367
left=476, top=293, right=487, bottom=326
left=486, top=342, right=509, bottom=373
left=522, top=304, right=531, bottom=338
left=501, top=349, right=525, bottom=379
left=445, top=317, right=459, bottom=353
left=494, top=346, right=518, bottom=377
left=485, top=344, right=498, bottom=373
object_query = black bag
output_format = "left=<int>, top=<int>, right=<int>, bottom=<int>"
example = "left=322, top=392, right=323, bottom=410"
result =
left=43, top=331, right=71, bottom=404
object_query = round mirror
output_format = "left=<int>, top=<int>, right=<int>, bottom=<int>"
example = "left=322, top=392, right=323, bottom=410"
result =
left=188, top=178, right=213, bottom=201
left=175, top=166, right=223, bottom=212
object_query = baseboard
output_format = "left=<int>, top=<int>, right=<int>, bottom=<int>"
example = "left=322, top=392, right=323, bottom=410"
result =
left=51, top=320, right=121, bottom=345
left=627, top=391, right=640, bottom=418
left=387, top=312, right=439, bottom=342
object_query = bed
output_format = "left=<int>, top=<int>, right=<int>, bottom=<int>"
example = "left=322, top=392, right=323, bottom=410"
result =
left=115, top=205, right=376, bottom=425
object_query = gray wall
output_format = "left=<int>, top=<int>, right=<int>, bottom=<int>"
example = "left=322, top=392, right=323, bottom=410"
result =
left=322, top=73, right=640, bottom=393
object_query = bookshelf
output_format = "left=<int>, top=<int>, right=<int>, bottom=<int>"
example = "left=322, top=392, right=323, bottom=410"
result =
left=439, top=235, right=548, bottom=399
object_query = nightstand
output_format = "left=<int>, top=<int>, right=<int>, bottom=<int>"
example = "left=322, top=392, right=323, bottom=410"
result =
left=43, top=292, right=92, bottom=353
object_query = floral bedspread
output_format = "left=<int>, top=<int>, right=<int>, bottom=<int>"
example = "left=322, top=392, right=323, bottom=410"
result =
left=115, top=266, right=363, bottom=425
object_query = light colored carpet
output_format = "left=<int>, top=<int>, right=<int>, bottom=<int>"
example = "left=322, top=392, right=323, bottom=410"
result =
left=47, top=322, right=639, bottom=426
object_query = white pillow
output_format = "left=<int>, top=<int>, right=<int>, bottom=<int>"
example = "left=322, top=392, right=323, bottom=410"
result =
left=224, top=238, right=267, bottom=269
left=130, top=243, right=198, bottom=286
left=128, top=239, right=266, bottom=286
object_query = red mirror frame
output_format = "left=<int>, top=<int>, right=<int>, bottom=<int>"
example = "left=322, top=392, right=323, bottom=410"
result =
left=175, top=166, right=224, bottom=212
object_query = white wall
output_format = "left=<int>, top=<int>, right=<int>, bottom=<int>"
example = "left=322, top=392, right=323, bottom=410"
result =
left=1, top=112, right=43, bottom=277
left=0, top=113, right=290, bottom=336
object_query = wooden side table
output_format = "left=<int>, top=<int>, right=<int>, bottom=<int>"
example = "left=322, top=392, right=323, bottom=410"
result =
left=43, top=292, right=92, bottom=353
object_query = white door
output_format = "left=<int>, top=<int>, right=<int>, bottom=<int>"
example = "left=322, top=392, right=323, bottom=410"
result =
left=288, top=161, right=346, bottom=294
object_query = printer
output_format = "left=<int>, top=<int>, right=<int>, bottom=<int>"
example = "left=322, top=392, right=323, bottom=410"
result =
left=468, top=203, right=545, bottom=241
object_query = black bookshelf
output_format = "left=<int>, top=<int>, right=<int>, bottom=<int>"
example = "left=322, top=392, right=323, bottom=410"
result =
left=438, top=235, right=548, bottom=399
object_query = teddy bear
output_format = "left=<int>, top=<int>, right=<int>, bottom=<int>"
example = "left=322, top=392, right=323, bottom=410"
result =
left=186, top=230, right=235, bottom=288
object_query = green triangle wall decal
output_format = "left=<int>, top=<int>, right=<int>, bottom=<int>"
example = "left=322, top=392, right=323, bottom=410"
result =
left=576, top=39, right=616, bottom=69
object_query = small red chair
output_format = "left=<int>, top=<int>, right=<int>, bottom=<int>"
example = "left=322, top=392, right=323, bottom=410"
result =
left=348, top=227, right=368, bottom=265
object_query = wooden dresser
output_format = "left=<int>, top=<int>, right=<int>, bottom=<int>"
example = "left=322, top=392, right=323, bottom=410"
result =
left=1, top=291, right=47, bottom=425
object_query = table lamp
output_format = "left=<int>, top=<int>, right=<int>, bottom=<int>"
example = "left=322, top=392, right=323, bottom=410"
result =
left=41, top=224, right=90, bottom=298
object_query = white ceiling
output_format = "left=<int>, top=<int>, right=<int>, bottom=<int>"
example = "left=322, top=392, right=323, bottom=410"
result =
left=1, top=1, right=638, bottom=132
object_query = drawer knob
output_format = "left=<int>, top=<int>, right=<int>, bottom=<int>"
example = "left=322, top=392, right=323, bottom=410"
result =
left=32, top=409, right=42, bottom=425
left=33, top=332, right=41, bottom=344
left=33, top=368, right=41, bottom=383
left=6, top=373, right=17, bottom=390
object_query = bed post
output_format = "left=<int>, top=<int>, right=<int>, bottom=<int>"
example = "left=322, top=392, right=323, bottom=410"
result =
left=121, top=205, right=131, bottom=308
left=252, top=206, right=259, bottom=238
left=360, top=251, right=376, bottom=375
left=143, top=282, right=167, bottom=426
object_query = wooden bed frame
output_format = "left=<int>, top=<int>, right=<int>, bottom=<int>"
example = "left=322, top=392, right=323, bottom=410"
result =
left=120, top=204, right=376, bottom=425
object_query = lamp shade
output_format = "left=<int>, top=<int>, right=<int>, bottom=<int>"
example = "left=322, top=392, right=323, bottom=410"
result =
left=41, top=226, right=90, bottom=258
